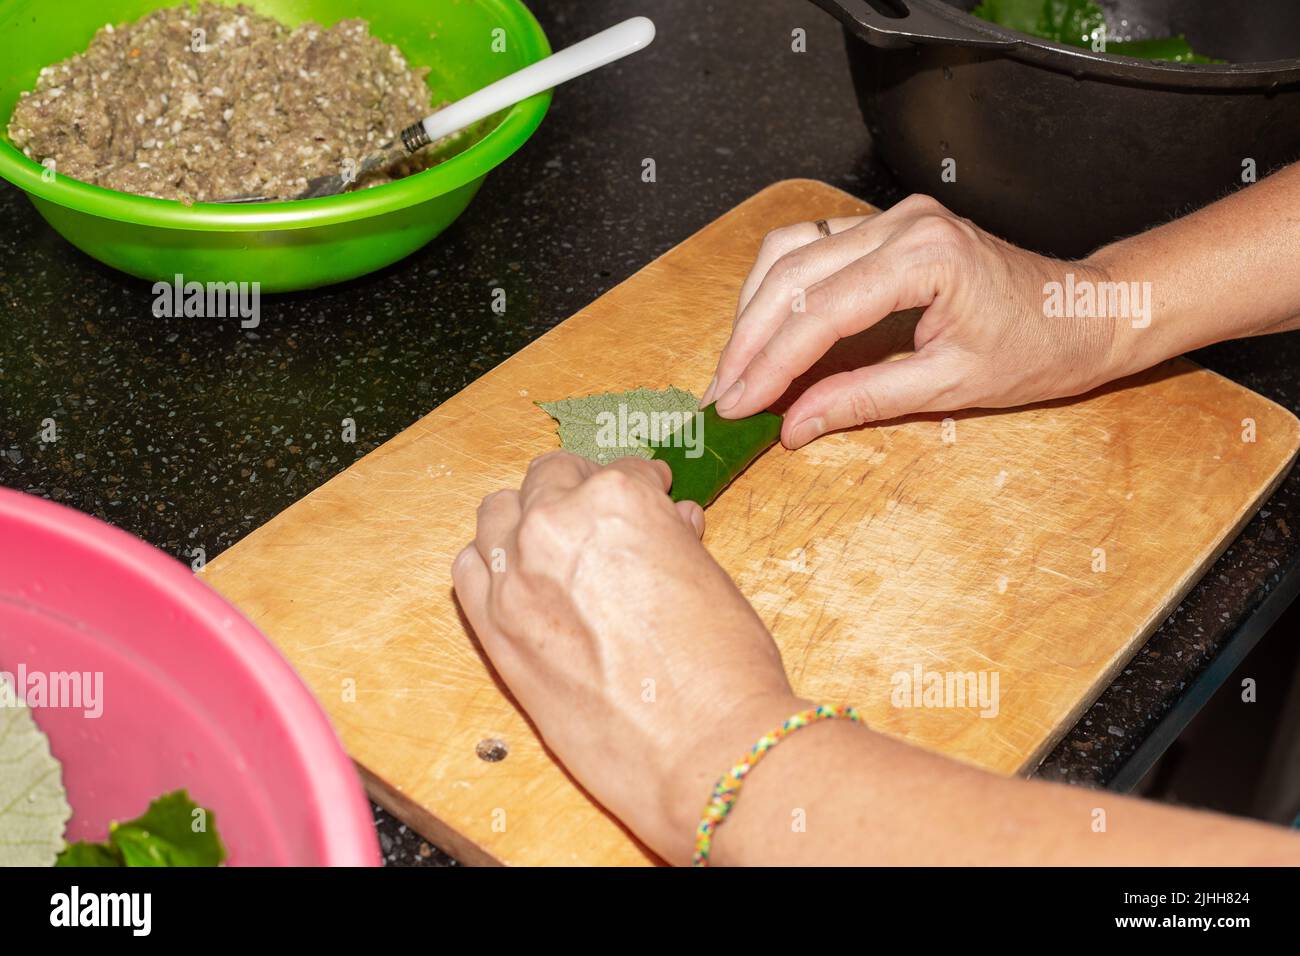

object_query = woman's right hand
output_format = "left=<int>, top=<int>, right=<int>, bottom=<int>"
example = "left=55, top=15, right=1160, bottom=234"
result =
left=451, top=451, right=802, bottom=864
left=700, top=194, right=1126, bottom=448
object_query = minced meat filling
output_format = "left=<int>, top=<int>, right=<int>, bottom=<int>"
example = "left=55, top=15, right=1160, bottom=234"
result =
left=6, top=4, right=439, bottom=203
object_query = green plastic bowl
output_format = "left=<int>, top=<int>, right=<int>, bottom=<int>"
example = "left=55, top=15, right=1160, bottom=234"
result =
left=0, top=0, right=551, bottom=292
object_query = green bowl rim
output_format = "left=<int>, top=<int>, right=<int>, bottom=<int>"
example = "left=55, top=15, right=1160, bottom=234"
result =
left=0, top=0, right=552, bottom=232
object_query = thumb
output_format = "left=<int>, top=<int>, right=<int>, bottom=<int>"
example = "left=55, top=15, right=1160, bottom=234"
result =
left=673, top=499, right=706, bottom=538
left=781, top=350, right=959, bottom=448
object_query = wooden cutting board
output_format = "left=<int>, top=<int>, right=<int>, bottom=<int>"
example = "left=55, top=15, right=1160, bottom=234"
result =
left=201, top=179, right=1300, bottom=866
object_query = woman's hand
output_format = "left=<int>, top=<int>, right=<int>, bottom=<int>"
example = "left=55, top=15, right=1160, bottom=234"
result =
left=700, top=194, right=1120, bottom=448
left=451, top=451, right=802, bottom=864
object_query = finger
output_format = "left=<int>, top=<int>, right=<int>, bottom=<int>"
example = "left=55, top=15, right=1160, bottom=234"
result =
left=709, top=202, right=952, bottom=407
left=707, top=218, right=884, bottom=406
left=781, top=349, right=961, bottom=448
left=711, top=236, right=887, bottom=406
left=452, top=544, right=519, bottom=674
left=712, top=239, right=906, bottom=418
left=474, top=489, right=522, bottom=565
left=604, top=454, right=673, bottom=494
left=708, top=199, right=952, bottom=407
left=673, top=499, right=706, bottom=538
left=704, top=216, right=868, bottom=405
left=717, top=225, right=968, bottom=420
left=451, top=543, right=492, bottom=628
left=519, top=449, right=596, bottom=509
left=734, top=216, right=869, bottom=320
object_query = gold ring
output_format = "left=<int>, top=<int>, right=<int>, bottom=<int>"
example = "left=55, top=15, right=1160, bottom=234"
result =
left=814, top=219, right=832, bottom=239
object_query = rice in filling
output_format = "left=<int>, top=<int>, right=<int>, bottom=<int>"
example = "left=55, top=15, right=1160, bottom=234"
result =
left=6, top=3, right=439, bottom=203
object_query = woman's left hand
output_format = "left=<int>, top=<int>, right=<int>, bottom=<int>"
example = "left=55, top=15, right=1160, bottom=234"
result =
left=700, top=196, right=1121, bottom=448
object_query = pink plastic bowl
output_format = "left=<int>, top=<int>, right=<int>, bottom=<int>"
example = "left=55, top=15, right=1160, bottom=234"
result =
left=0, top=488, right=379, bottom=865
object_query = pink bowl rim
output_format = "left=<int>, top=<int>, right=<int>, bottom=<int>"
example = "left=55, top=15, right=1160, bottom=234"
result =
left=0, top=486, right=380, bottom=866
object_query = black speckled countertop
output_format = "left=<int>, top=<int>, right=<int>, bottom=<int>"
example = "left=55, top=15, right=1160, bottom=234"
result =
left=2, top=0, right=1298, bottom=866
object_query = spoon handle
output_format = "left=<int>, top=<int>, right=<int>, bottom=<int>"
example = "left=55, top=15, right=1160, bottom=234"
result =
left=413, top=16, right=656, bottom=147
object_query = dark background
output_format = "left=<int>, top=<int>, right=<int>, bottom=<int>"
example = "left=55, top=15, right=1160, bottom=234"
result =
left=2, top=0, right=1297, bottom=865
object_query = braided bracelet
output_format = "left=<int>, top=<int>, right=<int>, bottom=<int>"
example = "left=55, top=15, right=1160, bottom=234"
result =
left=691, top=703, right=862, bottom=866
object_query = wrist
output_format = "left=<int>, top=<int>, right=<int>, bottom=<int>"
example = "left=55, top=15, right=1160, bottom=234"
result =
left=1078, top=245, right=1177, bottom=380
left=657, top=690, right=808, bottom=866
left=1025, top=254, right=1128, bottom=397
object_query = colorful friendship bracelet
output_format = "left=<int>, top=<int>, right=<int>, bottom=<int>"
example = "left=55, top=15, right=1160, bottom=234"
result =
left=691, top=703, right=862, bottom=866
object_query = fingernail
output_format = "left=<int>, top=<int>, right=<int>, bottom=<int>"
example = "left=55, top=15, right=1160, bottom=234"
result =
left=700, top=375, right=717, bottom=406
left=788, top=417, right=824, bottom=449
left=715, top=379, right=744, bottom=413
left=689, top=507, right=705, bottom=537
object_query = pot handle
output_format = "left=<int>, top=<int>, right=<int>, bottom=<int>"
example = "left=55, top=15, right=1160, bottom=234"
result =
left=808, top=0, right=1019, bottom=50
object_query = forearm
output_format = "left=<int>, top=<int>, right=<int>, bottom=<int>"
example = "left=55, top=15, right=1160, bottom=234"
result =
left=1086, top=161, right=1300, bottom=377
left=690, top=712, right=1300, bottom=866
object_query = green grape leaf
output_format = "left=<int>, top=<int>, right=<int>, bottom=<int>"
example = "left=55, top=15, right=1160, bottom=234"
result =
left=536, top=387, right=700, bottom=465
left=107, top=790, right=225, bottom=867
left=55, top=841, right=121, bottom=866
left=1037, top=0, right=1106, bottom=46
left=537, top=388, right=783, bottom=508
left=649, top=403, right=783, bottom=507
left=1107, top=36, right=1216, bottom=63
left=0, top=687, right=72, bottom=866
left=973, top=0, right=1221, bottom=60
left=972, top=0, right=1048, bottom=36
left=973, top=0, right=1104, bottom=44
left=55, top=789, right=226, bottom=868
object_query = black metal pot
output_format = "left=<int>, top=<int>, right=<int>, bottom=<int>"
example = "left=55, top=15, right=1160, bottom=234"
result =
left=809, top=0, right=1300, bottom=257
